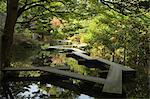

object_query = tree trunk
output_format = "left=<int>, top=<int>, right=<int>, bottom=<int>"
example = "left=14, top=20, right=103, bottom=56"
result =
left=0, top=0, right=19, bottom=91
left=1, top=0, right=19, bottom=68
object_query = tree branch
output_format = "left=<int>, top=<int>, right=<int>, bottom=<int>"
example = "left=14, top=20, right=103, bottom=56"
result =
left=16, top=14, right=38, bottom=24
left=100, top=0, right=127, bottom=15
left=99, top=0, right=150, bottom=16
left=17, top=0, right=50, bottom=18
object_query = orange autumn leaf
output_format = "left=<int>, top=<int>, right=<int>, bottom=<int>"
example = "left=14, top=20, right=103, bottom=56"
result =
left=50, top=17, right=61, bottom=27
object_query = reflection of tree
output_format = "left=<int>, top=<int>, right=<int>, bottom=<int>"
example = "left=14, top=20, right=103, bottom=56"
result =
left=7, top=82, right=32, bottom=98
left=66, top=58, right=100, bottom=77
left=10, top=82, right=78, bottom=98
left=38, top=84, right=78, bottom=98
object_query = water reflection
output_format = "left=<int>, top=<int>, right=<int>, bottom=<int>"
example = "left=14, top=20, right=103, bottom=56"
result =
left=3, top=46, right=120, bottom=98
left=2, top=50, right=107, bottom=98
left=14, top=82, right=94, bottom=99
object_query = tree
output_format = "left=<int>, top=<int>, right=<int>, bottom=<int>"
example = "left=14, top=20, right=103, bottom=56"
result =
left=1, top=0, right=19, bottom=68
left=0, top=0, right=97, bottom=88
left=0, top=0, right=149, bottom=98
left=0, top=0, right=19, bottom=94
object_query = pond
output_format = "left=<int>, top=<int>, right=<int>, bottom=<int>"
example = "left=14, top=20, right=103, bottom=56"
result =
left=2, top=46, right=108, bottom=99
left=10, top=82, right=94, bottom=99
left=2, top=40, right=130, bottom=99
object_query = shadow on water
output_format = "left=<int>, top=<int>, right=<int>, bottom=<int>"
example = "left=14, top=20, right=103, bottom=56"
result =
left=3, top=82, right=94, bottom=99
left=2, top=77, right=124, bottom=99
left=1, top=48, right=126, bottom=99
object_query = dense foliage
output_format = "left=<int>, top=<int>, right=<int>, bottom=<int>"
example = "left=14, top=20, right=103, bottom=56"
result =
left=0, top=0, right=149, bottom=98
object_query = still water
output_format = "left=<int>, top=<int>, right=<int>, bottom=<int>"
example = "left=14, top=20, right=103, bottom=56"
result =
left=14, top=82, right=94, bottom=99
left=3, top=46, right=106, bottom=98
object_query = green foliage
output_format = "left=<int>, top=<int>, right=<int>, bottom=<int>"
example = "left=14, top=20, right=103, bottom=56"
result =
left=62, top=4, right=149, bottom=98
left=0, top=0, right=149, bottom=98
left=0, top=0, right=6, bottom=13
left=66, top=58, right=89, bottom=75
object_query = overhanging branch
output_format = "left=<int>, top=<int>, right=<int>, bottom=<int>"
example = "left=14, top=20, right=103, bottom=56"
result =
left=99, top=0, right=150, bottom=16
left=17, top=0, right=51, bottom=18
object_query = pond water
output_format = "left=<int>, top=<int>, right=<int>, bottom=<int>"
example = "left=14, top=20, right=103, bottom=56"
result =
left=2, top=44, right=108, bottom=98
left=15, top=82, right=94, bottom=99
